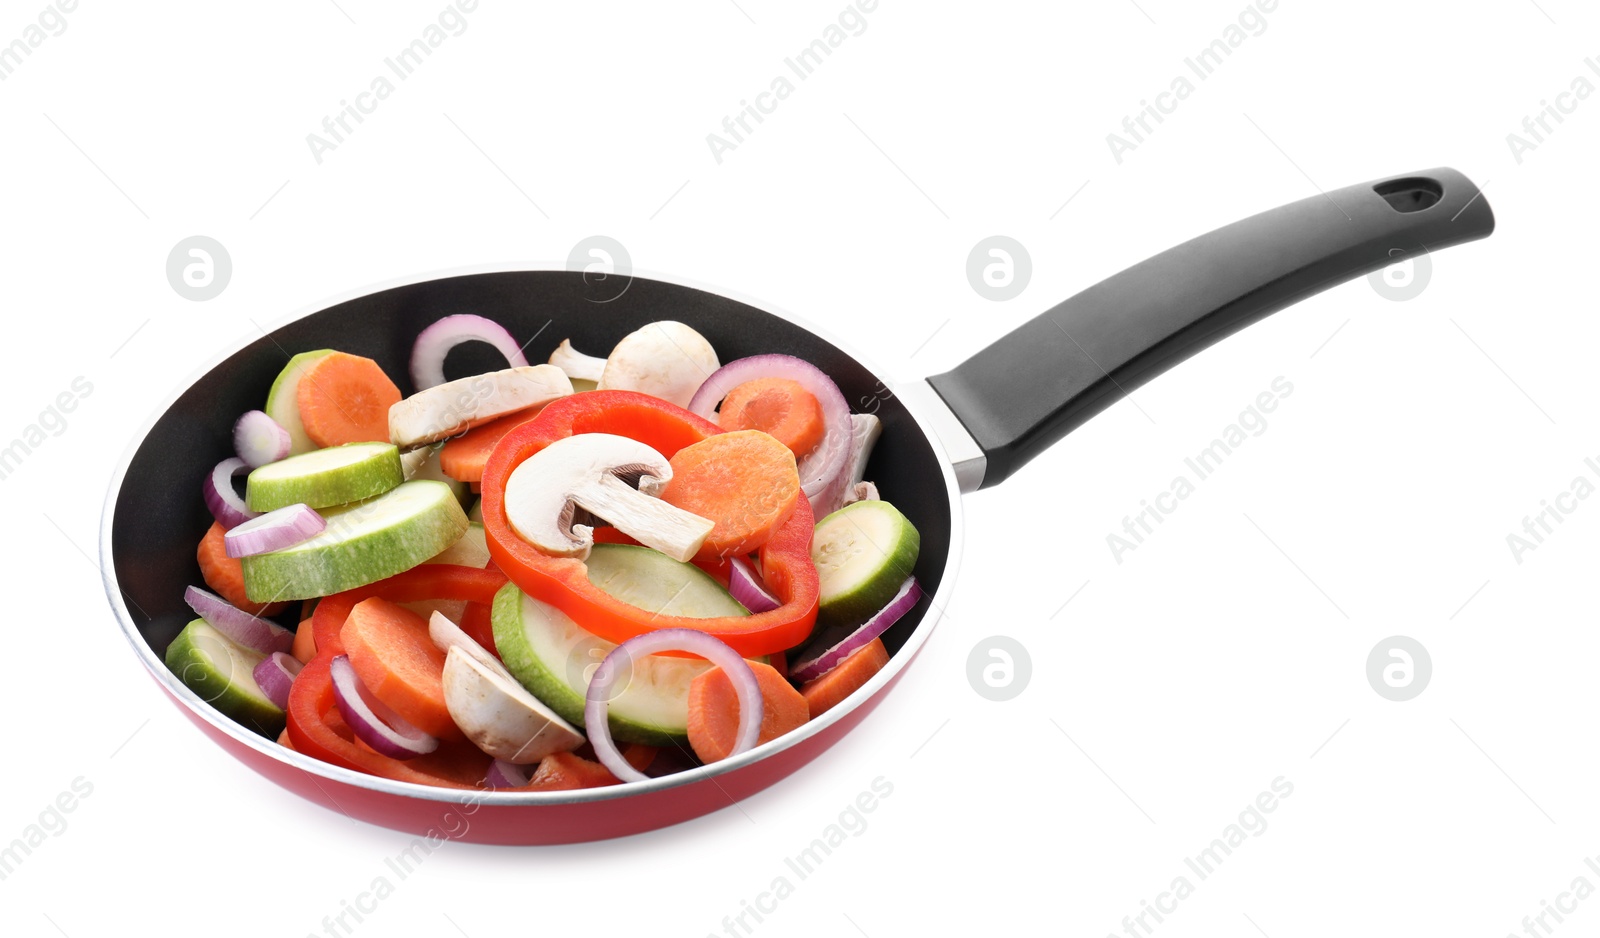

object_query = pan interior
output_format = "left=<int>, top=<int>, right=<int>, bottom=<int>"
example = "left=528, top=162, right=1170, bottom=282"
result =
left=110, top=271, right=953, bottom=720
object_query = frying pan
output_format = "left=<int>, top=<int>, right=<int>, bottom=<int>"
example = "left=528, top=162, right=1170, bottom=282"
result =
left=102, top=167, right=1494, bottom=844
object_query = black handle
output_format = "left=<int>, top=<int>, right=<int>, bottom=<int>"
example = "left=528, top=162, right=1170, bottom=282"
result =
left=927, top=167, right=1495, bottom=488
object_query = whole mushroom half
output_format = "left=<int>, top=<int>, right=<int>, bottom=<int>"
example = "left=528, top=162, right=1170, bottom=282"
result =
left=503, top=432, right=715, bottom=563
left=546, top=321, right=719, bottom=409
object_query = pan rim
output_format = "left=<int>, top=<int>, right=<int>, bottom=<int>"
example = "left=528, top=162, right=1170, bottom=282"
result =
left=98, top=261, right=965, bottom=811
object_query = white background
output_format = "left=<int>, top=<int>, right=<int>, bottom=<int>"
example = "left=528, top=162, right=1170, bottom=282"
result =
left=2, top=1, right=1596, bottom=935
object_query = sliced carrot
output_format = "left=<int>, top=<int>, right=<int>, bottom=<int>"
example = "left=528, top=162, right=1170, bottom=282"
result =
left=277, top=727, right=295, bottom=750
left=197, top=521, right=288, bottom=616
left=340, top=597, right=458, bottom=739
left=799, top=638, right=889, bottom=719
left=660, top=430, right=800, bottom=563
left=296, top=351, right=401, bottom=447
left=438, top=406, right=544, bottom=483
left=291, top=620, right=317, bottom=664
left=717, top=378, right=826, bottom=457
left=687, top=661, right=808, bottom=764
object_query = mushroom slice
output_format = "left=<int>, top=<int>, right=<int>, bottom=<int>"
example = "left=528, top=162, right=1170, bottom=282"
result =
left=503, top=432, right=714, bottom=563
left=437, top=631, right=584, bottom=763
left=596, top=321, right=720, bottom=408
left=548, top=339, right=607, bottom=384
left=389, top=365, right=573, bottom=448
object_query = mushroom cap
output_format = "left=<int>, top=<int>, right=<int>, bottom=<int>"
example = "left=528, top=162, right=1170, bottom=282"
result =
left=597, top=321, right=720, bottom=408
left=502, top=432, right=675, bottom=558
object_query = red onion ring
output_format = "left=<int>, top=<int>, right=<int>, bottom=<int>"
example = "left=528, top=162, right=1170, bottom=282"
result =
left=203, top=457, right=259, bottom=529
left=233, top=410, right=291, bottom=468
left=329, top=655, right=440, bottom=759
left=728, top=556, right=780, bottom=613
left=687, top=354, right=855, bottom=515
left=223, top=503, right=326, bottom=558
left=184, top=585, right=293, bottom=654
left=789, top=576, right=920, bottom=684
left=486, top=759, right=532, bottom=788
left=584, top=628, right=763, bottom=783
left=252, top=652, right=303, bottom=709
left=411, top=314, right=530, bottom=390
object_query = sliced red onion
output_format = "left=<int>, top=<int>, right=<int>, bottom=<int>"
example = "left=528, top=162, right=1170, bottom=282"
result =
left=411, top=314, right=530, bottom=390
left=728, top=556, right=780, bottom=613
left=329, top=655, right=439, bottom=760
left=203, top=457, right=259, bottom=529
left=184, top=585, right=293, bottom=654
left=585, top=628, right=762, bottom=783
left=252, top=652, right=303, bottom=709
left=223, top=503, right=326, bottom=558
left=843, top=480, right=880, bottom=506
left=486, top=759, right=532, bottom=788
left=234, top=410, right=291, bottom=468
left=790, top=576, right=920, bottom=684
left=687, top=354, right=855, bottom=515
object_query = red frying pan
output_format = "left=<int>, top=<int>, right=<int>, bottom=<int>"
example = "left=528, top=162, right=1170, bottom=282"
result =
left=102, top=168, right=1493, bottom=843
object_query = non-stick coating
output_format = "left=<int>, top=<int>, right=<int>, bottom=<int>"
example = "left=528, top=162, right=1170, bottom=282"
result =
left=110, top=271, right=953, bottom=694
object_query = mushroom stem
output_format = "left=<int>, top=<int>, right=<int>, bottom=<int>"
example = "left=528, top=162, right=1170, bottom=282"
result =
left=569, top=473, right=714, bottom=563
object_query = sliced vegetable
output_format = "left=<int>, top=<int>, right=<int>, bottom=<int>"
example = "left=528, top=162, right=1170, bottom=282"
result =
left=659, top=429, right=800, bottom=562
left=245, top=441, right=402, bottom=512
left=328, top=653, right=440, bottom=759
left=799, top=637, right=889, bottom=718
left=224, top=504, right=325, bottom=558
left=338, top=597, right=457, bottom=739
left=716, top=378, right=826, bottom=457
left=844, top=480, right=880, bottom=506
left=492, top=580, right=764, bottom=746
left=252, top=651, right=304, bottom=709
left=486, top=759, right=531, bottom=788
left=688, top=354, right=855, bottom=516
left=686, top=660, right=804, bottom=765
left=444, top=646, right=584, bottom=763
left=165, top=619, right=284, bottom=736
left=425, top=522, right=489, bottom=568
left=411, top=314, right=530, bottom=391
left=727, top=556, right=780, bottom=613
left=388, top=365, right=572, bottom=448
left=791, top=576, right=920, bottom=683
left=596, top=321, right=719, bottom=408
left=291, top=620, right=316, bottom=663
left=811, top=498, right=921, bottom=628
left=197, top=521, right=289, bottom=616
left=239, top=480, right=469, bottom=602
left=437, top=407, right=545, bottom=484
left=203, top=457, right=259, bottom=529
left=296, top=351, right=402, bottom=448
left=265, top=349, right=335, bottom=457
left=184, top=584, right=293, bottom=654
left=584, top=544, right=750, bottom=618
left=502, top=432, right=714, bottom=563
left=548, top=338, right=606, bottom=384
left=234, top=410, right=292, bottom=468
left=588, top=628, right=762, bottom=783
left=400, top=442, right=471, bottom=507
left=847, top=413, right=881, bottom=489
left=480, top=391, right=820, bottom=657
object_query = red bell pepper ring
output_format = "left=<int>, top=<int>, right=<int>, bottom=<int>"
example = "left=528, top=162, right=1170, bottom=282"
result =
left=287, top=564, right=508, bottom=786
left=480, top=391, right=820, bottom=658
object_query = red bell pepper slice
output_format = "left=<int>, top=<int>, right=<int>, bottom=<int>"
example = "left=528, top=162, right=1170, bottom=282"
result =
left=479, top=391, right=819, bottom=658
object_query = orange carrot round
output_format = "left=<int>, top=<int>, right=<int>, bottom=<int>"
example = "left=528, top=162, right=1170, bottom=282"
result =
left=660, top=430, right=800, bottom=563
left=340, top=597, right=458, bottom=739
left=717, top=378, right=826, bottom=457
left=799, top=638, right=889, bottom=719
left=687, top=661, right=808, bottom=764
left=197, top=521, right=288, bottom=617
left=290, top=620, right=317, bottom=664
left=296, top=351, right=401, bottom=447
left=438, top=406, right=544, bottom=483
